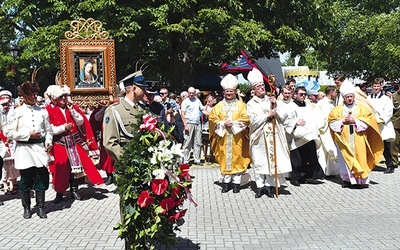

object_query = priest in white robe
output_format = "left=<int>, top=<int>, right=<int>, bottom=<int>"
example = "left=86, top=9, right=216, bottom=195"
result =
left=247, top=68, right=291, bottom=198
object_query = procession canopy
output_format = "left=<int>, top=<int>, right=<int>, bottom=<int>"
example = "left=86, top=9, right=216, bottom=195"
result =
left=59, top=18, right=117, bottom=108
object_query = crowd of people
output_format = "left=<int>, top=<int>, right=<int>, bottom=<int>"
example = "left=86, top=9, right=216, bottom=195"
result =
left=0, top=67, right=397, bottom=219
left=206, top=70, right=396, bottom=198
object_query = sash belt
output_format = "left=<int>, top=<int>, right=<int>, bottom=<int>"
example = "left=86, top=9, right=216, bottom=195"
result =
left=17, top=137, right=45, bottom=144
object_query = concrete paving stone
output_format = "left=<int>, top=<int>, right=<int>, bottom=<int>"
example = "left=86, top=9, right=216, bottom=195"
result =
left=3, top=169, right=400, bottom=249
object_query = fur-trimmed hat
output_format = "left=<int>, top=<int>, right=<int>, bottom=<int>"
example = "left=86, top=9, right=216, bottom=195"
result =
left=18, top=81, right=40, bottom=96
left=46, top=85, right=63, bottom=100
left=0, top=90, right=12, bottom=98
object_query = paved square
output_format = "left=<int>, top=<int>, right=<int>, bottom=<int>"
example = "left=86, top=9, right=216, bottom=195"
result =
left=1, top=168, right=399, bottom=249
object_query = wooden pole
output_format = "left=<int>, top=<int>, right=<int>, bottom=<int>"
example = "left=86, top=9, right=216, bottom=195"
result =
left=268, top=75, right=279, bottom=198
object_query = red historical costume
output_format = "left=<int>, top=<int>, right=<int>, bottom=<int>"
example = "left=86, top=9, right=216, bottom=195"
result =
left=46, top=85, right=103, bottom=202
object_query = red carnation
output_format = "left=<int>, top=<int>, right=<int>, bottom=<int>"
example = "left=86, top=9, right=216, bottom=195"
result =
left=160, top=198, right=175, bottom=214
left=168, top=209, right=187, bottom=222
left=151, top=179, right=169, bottom=195
left=137, top=191, right=155, bottom=208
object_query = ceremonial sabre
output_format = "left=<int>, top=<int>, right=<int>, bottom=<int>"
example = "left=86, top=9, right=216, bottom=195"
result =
left=268, top=75, right=279, bottom=198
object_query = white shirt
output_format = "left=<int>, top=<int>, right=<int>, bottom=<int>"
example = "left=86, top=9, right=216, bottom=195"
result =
left=4, top=104, right=52, bottom=169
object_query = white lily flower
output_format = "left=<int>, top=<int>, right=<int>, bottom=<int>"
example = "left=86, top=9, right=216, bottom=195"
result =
left=170, top=143, right=184, bottom=157
left=152, top=169, right=165, bottom=179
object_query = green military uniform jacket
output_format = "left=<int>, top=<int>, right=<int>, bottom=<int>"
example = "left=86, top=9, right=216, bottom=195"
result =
left=103, top=98, right=142, bottom=161
left=392, top=92, right=400, bottom=129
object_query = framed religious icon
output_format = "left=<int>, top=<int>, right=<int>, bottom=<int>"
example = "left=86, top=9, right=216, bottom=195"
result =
left=59, top=18, right=117, bottom=107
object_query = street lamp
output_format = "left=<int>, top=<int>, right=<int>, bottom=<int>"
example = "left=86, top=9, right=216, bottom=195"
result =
left=9, top=44, right=20, bottom=98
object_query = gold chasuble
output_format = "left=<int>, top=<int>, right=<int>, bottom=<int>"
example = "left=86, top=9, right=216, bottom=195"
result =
left=328, top=103, right=383, bottom=179
left=208, top=99, right=251, bottom=175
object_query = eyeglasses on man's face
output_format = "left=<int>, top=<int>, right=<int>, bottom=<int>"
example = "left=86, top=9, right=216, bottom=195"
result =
left=160, top=92, right=168, bottom=95
left=298, top=93, right=306, bottom=97
left=254, top=84, right=265, bottom=90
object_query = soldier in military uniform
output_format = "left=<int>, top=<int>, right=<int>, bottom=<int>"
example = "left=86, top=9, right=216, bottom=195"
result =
left=103, top=70, right=148, bottom=162
left=390, top=85, right=400, bottom=173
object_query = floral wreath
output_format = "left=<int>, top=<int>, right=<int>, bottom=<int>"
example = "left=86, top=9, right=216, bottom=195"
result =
left=114, top=112, right=196, bottom=249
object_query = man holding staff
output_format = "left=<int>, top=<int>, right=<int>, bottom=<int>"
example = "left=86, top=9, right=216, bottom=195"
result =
left=247, top=68, right=291, bottom=198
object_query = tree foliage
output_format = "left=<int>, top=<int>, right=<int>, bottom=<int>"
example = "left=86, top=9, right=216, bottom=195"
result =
left=316, top=0, right=400, bottom=82
left=1, top=0, right=399, bottom=92
left=0, top=0, right=326, bottom=93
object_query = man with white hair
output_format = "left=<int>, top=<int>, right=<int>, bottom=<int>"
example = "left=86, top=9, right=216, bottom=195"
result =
left=329, top=84, right=383, bottom=188
left=180, top=91, right=188, bottom=100
left=181, top=87, right=206, bottom=165
left=46, top=85, right=103, bottom=203
left=247, top=68, right=291, bottom=198
left=208, top=74, right=251, bottom=193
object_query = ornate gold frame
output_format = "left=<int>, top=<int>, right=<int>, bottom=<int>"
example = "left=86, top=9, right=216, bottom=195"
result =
left=59, top=18, right=116, bottom=107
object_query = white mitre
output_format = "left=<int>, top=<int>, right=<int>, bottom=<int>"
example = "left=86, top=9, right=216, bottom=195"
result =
left=220, top=74, right=238, bottom=90
left=340, top=82, right=355, bottom=96
left=247, top=68, right=263, bottom=87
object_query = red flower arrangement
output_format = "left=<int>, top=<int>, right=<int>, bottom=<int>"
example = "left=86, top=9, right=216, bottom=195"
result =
left=115, top=113, right=196, bottom=249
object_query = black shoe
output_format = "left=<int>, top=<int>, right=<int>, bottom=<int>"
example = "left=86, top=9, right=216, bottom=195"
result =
left=21, top=191, right=32, bottom=219
left=342, top=180, right=351, bottom=188
left=265, top=187, right=275, bottom=198
left=384, top=167, right=395, bottom=174
left=305, top=178, right=320, bottom=184
left=221, top=183, right=230, bottom=193
left=71, top=188, right=82, bottom=200
left=255, top=188, right=263, bottom=198
left=23, top=207, right=32, bottom=219
left=35, top=191, right=47, bottom=219
left=290, top=179, right=301, bottom=187
left=0, top=201, right=3, bottom=206
left=53, top=193, right=63, bottom=204
left=357, top=184, right=369, bottom=189
left=233, top=184, right=240, bottom=193
left=104, top=174, right=114, bottom=185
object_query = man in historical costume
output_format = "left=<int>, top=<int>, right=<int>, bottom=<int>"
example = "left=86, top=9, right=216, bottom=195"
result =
left=103, top=70, right=148, bottom=162
left=4, top=81, right=52, bottom=218
left=208, top=74, right=251, bottom=193
left=315, top=86, right=339, bottom=176
left=328, top=85, right=383, bottom=188
left=246, top=68, right=291, bottom=198
left=46, top=85, right=103, bottom=203
left=367, top=78, right=396, bottom=173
